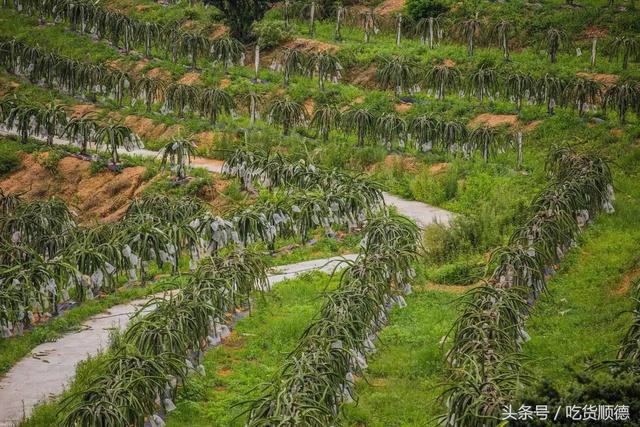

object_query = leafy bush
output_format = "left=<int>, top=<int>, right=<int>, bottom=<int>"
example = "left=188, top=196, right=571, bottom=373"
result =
left=410, top=168, right=458, bottom=206
left=35, top=150, right=65, bottom=176
left=428, top=260, right=485, bottom=285
left=252, top=19, right=294, bottom=50
left=405, top=0, right=449, bottom=21
left=0, top=145, right=21, bottom=176
left=89, top=158, right=109, bottom=175
left=515, top=368, right=640, bottom=426
left=423, top=209, right=502, bottom=264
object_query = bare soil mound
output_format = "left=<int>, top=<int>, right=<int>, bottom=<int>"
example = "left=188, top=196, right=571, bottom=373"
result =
left=576, top=72, right=619, bottom=87
left=375, top=0, right=405, bottom=16
left=469, top=114, right=519, bottom=129
left=178, top=72, right=202, bottom=86
left=0, top=154, right=148, bottom=223
left=124, top=116, right=182, bottom=141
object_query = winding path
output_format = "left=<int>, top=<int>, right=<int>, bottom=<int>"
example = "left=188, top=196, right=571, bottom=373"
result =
left=0, top=130, right=454, bottom=227
left=0, top=255, right=358, bottom=426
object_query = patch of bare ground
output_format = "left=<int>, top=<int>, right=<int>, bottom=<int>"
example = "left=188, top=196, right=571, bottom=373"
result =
left=375, top=0, right=405, bottom=15
left=368, top=154, right=419, bottom=174
left=69, top=104, right=99, bottom=118
left=394, top=102, right=412, bottom=113
left=0, top=154, right=148, bottom=223
left=469, top=113, right=519, bottom=129
left=0, top=80, right=20, bottom=97
left=429, top=162, right=449, bottom=175
left=219, top=78, right=231, bottom=89
left=283, top=38, right=340, bottom=53
left=612, top=268, right=640, bottom=296
left=576, top=72, right=619, bottom=87
left=443, top=58, right=456, bottom=67
left=417, top=282, right=480, bottom=294
left=177, top=71, right=201, bottom=85
left=469, top=114, right=542, bottom=133
left=124, top=116, right=182, bottom=141
left=146, top=67, right=172, bottom=82
left=211, top=25, right=229, bottom=39
left=347, top=65, right=377, bottom=88
left=304, top=98, right=315, bottom=116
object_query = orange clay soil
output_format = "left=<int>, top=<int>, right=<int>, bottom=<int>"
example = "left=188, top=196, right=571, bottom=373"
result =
left=0, top=153, right=148, bottom=223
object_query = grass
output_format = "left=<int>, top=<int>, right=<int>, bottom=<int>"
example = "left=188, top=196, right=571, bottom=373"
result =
left=521, top=170, right=640, bottom=389
left=163, top=271, right=337, bottom=426
left=342, top=289, right=458, bottom=427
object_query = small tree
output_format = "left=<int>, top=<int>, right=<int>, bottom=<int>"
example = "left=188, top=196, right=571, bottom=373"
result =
left=537, top=74, right=565, bottom=115
left=95, top=124, right=141, bottom=164
left=469, top=125, right=502, bottom=163
left=458, top=14, right=482, bottom=56
left=416, top=15, right=442, bottom=48
left=199, top=87, right=234, bottom=125
left=603, top=81, right=640, bottom=124
left=5, top=103, right=39, bottom=144
left=409, top=114, right=440, bottom=152
left=64, top=113, right=97, bottom=154
left=180, top=31, right=210, bottom=69
left=267, top=98, right=306, bottom=136
left=210, top=35, right=245, bottom=74
left=565, top=78, right=601, bottom=117
left=608, top=36, right=640, bottom=70
left=506, top=72, right=535, bottom=111
left=546, top=27, right=567, bottom=63
left=335, top=4, right=347, bottom=41
left=37, top=102, right=67, bottom=146
left=165, top=83, right=200, bottom=117
left=342, top=107, right=376, bottom=147
left=134, top=77, right=166, bottom=113
left=425, top=63, right=460, bottom=100
left=360, top=7, right=379, bottom=43
left=307, top=52, right=341, bottom=91
left=160, top=138, right=197, bottom=180
left=311, top=103, right=340, bottom=141
left=376, top=113, right=407, bottom=150
left=377, top=56, right=417, bottom=97
left=492, top=20, right=512, bottom=60
left=467, top=64, right=497, bottom=104
left=205, top=0, right=270, bottom=42
left=281, top=48, right=307, bottom=87
left=242, top=91, right=263, bottom=127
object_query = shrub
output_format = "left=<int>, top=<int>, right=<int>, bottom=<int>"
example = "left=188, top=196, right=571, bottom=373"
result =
left=515, top=368, right=640, bottom=426
left=405, top=0, right=449, bottom=21
left=428, top=260, right=485, bottom=285
left=252, top=19, right=294, bottom=50
left=35, top=150, right=65, bottom=176
left=410, top=168, right=459, bottom=206
left=0, top=145, right=21, bottom=176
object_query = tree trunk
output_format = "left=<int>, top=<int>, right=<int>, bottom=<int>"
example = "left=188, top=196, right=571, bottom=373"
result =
left=502, top=35, right=509, bottom=60
left=309, top=2, right=315, bottom=37
left=516, top=132, right=523, bottom=169
left=335, top=8, right=343, bottom=41
left=250, top=97, right=256, bottom=126
left=590, top=38, right=597, bottom=67
left=429, top=18, right=434, bottom=49
left=396, top=15, right=402, bottom=47
left=254, top=43, right=260, bottom=81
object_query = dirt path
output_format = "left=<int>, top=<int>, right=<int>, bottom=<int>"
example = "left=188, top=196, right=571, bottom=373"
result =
left=0, top=254, right=357, bottom=426
left=0, top=130, right=454, bottom=228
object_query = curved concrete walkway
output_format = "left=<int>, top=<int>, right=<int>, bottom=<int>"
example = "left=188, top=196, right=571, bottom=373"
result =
left=0, top=130, right=453, bottom=228
left=0, top=255, right=358, bottom=426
